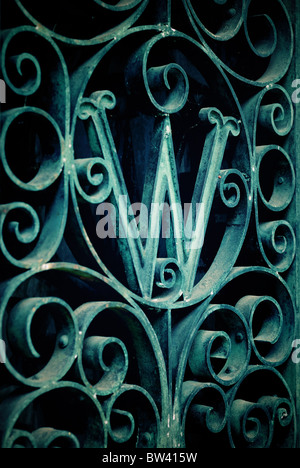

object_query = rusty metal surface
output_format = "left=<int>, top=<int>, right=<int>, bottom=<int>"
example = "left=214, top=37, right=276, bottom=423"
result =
left=0, top=0, right=298, bottom=448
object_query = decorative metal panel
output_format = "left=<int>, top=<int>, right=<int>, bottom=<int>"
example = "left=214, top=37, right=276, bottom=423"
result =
left=0, top=0, right=298, bottom=449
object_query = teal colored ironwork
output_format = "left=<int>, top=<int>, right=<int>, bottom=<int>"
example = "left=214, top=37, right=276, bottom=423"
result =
left=0, top=0, right=298, bottom=448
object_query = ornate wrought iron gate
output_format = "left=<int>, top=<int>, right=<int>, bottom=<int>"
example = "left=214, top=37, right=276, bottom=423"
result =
left=0, top=0, right=299, bottom=449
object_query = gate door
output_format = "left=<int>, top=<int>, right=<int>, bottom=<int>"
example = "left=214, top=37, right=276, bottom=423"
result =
left=0, top=0, right=299, bottom=449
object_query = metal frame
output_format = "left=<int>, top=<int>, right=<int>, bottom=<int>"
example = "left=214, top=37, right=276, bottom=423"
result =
left=0, top=0, right=298, bottom=448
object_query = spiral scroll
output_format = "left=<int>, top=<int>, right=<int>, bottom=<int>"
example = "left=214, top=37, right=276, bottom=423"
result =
left=181, top=381, right=228, bottom=447
left=0, top=383, right=107, bottom=448
left=182, top=0, right=293, bottom=85
left=243, top=85, right=296, bottom=274
left=228, top=367, right=296, bottom=448
left=173, top=266, right=296, bottom=447
left=105, top=385, right=160, bottom=447
left=0, top=27, right=69, bottom=274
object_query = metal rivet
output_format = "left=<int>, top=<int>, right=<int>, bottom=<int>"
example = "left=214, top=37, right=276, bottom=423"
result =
left=58, top=335, right=69, bottom=349
left=236, top=332, right=244, bottom=343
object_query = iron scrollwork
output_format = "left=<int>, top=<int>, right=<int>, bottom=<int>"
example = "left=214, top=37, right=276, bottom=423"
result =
left=0, top=0, right=297, bottom=448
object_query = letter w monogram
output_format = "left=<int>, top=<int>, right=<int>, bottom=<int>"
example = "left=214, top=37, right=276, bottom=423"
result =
left=79, top=91, right=240, bottom=301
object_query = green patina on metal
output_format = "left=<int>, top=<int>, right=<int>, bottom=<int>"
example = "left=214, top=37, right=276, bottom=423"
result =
left=0, top=0, right=298, bottom=448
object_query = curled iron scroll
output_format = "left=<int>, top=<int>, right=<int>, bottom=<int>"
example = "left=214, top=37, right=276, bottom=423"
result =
left=0, top=264, right=168, bottom=447
left=0, top=383, right=107, bottom=448
left=14, top=0, right=150, bottom=45
left=243, top=85, right=296, bottom=273
left=181, top=0, right=293, bottom=86
left=0, top=27, right=70, bottom=274
left=174, top=266, right=296, bottom=447
left=227, top=367, right=296, bottom=448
